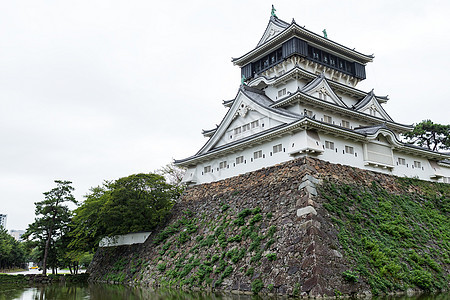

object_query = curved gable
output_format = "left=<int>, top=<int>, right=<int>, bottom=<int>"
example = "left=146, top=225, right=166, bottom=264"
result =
left=353, top=91, right=393, bottom=121
left=196, top=88, right=298, bottom=155
left=301, top=73, right=347, bottom=107
left=256, top=16, right=290, bottom=47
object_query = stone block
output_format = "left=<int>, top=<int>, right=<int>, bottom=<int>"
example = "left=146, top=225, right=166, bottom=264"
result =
left=298, top=180, right=315, bottom=190
left=297, top=206, right=317, bottom=217
left=302, top=275, right=318, bottom=292
left=305, top=185, right=317, bottom=196
left=302, top=174, right=320, bottom=184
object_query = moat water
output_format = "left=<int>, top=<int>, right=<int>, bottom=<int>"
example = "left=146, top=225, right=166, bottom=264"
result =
left=0, top=282, right=448, bottom=300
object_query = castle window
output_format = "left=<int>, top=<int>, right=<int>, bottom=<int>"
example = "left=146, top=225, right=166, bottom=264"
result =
left=414, top=161, right=421, bottom=168
left=325, top=141, right=334, bottom=150
left=204, top=166, right=211, bottom=173
left=236, top=156, right=244, bottom=165
left=219, top=161, right=227, bottom=169
left=251, top=120, right=259, bottom=128
left=253, top=150, right=262, bottom=159
left=342, top=120, right=350, bottom=129
left=273, top=144, right=282, bottom=153
left=345, top=145, right=354, bottom=154
left=324, top=115, right=333, bottom=124
left=242, top=124, right=250, bottom=132
left=304, top=109, right=313, bottom=117
left=234, top=127, right=241, bottom=134
left=277, top=88, right=286, bottom=98
left=398, top=157, right=406, bottom=165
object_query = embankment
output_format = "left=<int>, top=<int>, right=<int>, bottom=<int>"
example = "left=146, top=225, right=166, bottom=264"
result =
left=88, top=157, right=449, bottom=297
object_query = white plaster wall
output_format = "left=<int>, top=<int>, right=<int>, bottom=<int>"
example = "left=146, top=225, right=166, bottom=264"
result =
left=99, top=232, right=151, bottom=247
left=189, top=129, right=450, bottom=185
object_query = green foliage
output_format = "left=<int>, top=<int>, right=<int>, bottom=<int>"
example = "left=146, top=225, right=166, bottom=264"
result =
left=403, top=119, right=450, bottom=151
left=249, top=213, right=262, bottom=225
left=342, top=270, right=359, bottom=283
left=251, top=279, right=264, bottom=294
left=0, top=228, right=26, bottom=270
left=410, top=269, right=433, bottom=290
left=221, top=203, right=230, bottom=212
left=157, top=263, right=166, bottom=272
left=320, top=180, right=450, bottom=293
left=70, top=173, right=181, bottom=252
left=149, top=204, right=276, bottom=290
left=267, top=284, right=274, bottom=292
left=22, top=180, right=77, bottom=274
left=265, top=253, right=277, bottom=261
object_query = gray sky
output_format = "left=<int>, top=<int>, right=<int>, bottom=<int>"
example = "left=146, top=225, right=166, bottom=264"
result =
left=1, top=1, right=449, bottom=231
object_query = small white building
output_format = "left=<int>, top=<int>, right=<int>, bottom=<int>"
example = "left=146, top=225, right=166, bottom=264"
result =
left=99, top=232, right=151, bottom=247
left=10, top=229, right=25, bottom=242
left=0, top=214, right=6, bottom=228
left=175, top=11, right=450, bottom=185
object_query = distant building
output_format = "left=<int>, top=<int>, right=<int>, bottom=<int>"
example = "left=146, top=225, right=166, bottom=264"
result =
left=0, top=214, right=6, bottom=228
left=10, top=229, right=25, bottom=242
left=175, top=9, right=450, bottom=185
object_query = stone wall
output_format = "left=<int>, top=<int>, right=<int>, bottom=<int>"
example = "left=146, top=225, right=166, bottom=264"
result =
left=88, top=157, right=448, bottom=297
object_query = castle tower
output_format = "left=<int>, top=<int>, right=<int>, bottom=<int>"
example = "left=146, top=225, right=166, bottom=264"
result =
left=175, top=9, right=450, bottom=185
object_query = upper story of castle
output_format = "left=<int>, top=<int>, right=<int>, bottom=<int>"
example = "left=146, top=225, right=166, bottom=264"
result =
left=233, top=12, right=373, bottom=92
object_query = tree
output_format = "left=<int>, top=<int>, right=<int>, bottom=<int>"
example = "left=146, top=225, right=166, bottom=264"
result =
left=155, top=162, right=186, bottom=188
left=23, top=180, right=77, bottom=275
left=69, top=173, right=181, bottom=253
left=0, top=228, right=25, bottom=270
left=403, top=120, right=450, bottom=151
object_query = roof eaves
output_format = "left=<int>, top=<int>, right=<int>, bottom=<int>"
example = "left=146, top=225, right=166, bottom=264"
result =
left=271, top=91, right=412, bottom=131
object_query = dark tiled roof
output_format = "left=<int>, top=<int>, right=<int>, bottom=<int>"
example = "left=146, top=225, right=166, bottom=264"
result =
left=241, top=85, right=300, bottom=118
left=353, top=123, right=388, bottom=135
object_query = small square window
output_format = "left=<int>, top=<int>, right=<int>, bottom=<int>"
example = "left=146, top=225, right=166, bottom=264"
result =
left=277, top=88, right=286, bottom=98
left=253, top=150, right=262, bottom=159
left=234, top=127, right=241, bottom=134
left=251, top=120, right=259, bottom=128
left=219, top=161, right=227, bottom=169
left=204, top=166, right=211, bottom=173
left=304, top=109, right=313, bottom=117
left=342, top=120, right=350, bottom=128
left=325, top=141, right=334, bottom=150
left=414, top=161, right=421, bottom=168
left=273, top=144, right=282, bottom=153
left=398, top=157, right=406, bottom=165
left=345, top=145, right=354, bottom=154
left=242, top=124, right=250, bottom=132
left=236, top=156, right=244, bottom=165
left=324, top=115, right=333, bottom=124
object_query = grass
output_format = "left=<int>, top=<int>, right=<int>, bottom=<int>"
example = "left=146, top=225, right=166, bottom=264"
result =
left=320, top=179, right=450, bottom=294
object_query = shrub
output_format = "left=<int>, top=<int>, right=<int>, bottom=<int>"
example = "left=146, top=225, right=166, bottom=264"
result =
left=245, top=267, right=254, bottom=277
left=221, top=266, right=233, bottom=279
left=249, top=213, right=262, bottom=225
left=251, top=279, right=264, bottom=294
left=266, top=253, right=277, bottom=261
left=410, top=269, right=433, bottom=290
left=157, top=263, right=166, bottom=272
left=342, top=270, right=359, bottom=283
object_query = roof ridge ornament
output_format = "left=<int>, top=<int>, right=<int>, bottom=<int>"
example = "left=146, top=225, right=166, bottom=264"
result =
left=271, top=5, right=277, bottom=18
left=241, top=75, right=247, bottom=86
left=322, top=29, right=328, bottom=39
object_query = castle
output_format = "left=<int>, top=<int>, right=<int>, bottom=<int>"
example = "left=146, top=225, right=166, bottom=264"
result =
left=175, top=10, right=450, bottom=185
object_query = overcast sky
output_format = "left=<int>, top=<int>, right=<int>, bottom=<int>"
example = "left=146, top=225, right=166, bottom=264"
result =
left=1, top=1, right=449, bottom=231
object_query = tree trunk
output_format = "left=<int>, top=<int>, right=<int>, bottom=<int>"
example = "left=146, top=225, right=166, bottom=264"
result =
left=42, top=231, right=52, bottom=275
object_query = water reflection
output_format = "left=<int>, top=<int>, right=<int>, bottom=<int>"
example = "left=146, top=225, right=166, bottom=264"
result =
left=0, top=283, right=447, bottom=300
